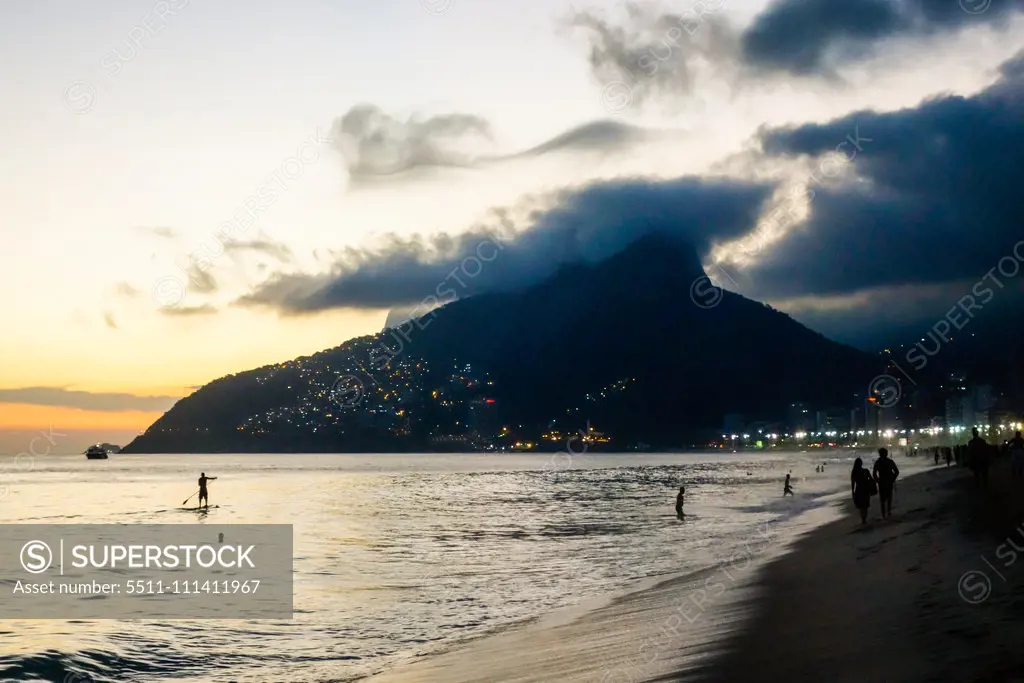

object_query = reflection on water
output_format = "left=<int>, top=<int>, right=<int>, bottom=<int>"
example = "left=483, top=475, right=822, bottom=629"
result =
left=0, top=451, right=898, bottom=682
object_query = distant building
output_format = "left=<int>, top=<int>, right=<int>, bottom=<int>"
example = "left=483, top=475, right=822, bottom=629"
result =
left=723, top=413, right=745, bottom=436
left=972, top=385, right=994, bottom=427
left=816, top=409, right=848, bottom=434
left=469, top=397, right=500, bottom=439
left=864, top=398, right=882, bottom=436
left=788, top=402, right=812, bottom=431
left=944, top=374, right=969, bottom=428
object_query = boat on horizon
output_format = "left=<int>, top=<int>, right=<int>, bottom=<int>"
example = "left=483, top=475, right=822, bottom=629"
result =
left=85, top=445, right=109, bottom=460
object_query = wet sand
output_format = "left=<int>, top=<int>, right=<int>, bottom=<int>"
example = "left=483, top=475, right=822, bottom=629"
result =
left=364, top=457, right=1024, bottom=683
left=697, top=457, right=1024, bottom=683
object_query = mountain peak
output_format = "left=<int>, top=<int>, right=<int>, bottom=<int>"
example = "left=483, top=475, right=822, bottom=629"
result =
left=605, top=232, right=708, bottom=278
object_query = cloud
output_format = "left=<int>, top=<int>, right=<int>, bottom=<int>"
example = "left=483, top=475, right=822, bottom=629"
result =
left=223, top=238, right=293, bottom=263
left=512, top=120, right=659, bottom=157
left=160, top=304, right=218, bottom=317
left=741, top=0, right=1024, bottom=77
left=745, top=49, right=1024, bottom=302
left=331, top=104, right=494, bottom=179
left=236, top=175, right=773, bottom=314
left=331, top=104, right=662, bottom=184
left=183, top=263, right=218, bottom=294
left=566, top=2, right=738, bottom=108
left=0, top=387, right=180, bottom=412
left=115, top=282, right=140, bottom=298
left=681, top=49, right=1024, bottom=349
left=562, top=0, right=1024, bottom=114
left=138, top=226, right=178, bottom=240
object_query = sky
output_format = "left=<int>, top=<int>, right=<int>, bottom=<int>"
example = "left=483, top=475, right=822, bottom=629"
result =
left=2, top=0, right=1023, bottom=453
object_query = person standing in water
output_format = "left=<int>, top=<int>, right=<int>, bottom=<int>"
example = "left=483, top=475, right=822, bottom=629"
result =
left=783, top=473, right=794, bottom=496
left=198, top=472, right=218, bottom=508
left=675, top=486, right=685, bottom=519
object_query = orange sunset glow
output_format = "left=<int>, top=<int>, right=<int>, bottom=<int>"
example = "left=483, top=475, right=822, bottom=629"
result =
left=0, top=403, right=163, bottom=431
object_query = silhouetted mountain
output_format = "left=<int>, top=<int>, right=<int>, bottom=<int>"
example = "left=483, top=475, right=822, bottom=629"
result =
left=123, top=234, right=881, bottom=453
left=882, top=294, right=1024, bottom=407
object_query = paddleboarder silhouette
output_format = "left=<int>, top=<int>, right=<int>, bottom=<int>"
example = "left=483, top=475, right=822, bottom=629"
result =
left=198, top=472, right=217, bottom=508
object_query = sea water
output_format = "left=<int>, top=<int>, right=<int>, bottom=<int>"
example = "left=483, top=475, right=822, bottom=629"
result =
left=0, top=450, right=919, bottom=682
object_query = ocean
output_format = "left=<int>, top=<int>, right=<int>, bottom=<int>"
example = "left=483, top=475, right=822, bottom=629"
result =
left=0, top=449, right=914, bottom=682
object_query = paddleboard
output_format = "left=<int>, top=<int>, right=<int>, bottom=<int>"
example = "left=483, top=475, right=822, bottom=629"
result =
left=179, top=505, right=219, bottom=511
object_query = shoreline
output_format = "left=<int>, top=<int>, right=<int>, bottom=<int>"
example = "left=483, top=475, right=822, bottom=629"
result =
left=696, top=458, right=1024, bottom=682
left=362, top=459, right=1024, bottom=683
left=360, top=485, right=843, bottom=683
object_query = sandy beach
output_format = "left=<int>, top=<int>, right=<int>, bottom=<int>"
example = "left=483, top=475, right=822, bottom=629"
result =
left=698, top=456, right=1024, bottom=683
left=364, top=456, right=1024, bottom=683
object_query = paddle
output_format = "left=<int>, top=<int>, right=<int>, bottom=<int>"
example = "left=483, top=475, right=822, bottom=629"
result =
left=182, top=489, right=200, bottom=506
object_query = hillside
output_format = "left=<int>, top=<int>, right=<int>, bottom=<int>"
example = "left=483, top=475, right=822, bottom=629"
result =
left=122, top=234, right=880, bottom=453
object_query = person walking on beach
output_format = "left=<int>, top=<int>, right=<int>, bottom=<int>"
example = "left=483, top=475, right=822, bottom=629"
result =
left=851, top=457, right=875, bottom=525
left=1010, top=431, right=1024, bottom=478
left=872, top=448, right=900, bottom=519
left=198, top=472, right=217, bottom=508
left=945, top=446, right=953, bottom=468
left=934, top=448, right=940, bottom=466
left=783, top=473, right=794, bottom=496
left=675, top=486, right=685, bottom=519
left=967, top=428, right=990, bottom=489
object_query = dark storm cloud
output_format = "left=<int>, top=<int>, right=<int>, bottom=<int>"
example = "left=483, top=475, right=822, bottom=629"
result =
left=741, top=0, right=1024, bottom=76
left=0, top=387, right=179, bottom=412
left=565, top=0, right=1024, bottom=105
left=331, top=104, right=659, bottom=182
left=746, top=49, right=1024, bottom=301
left=237, top=176, right=774, bottom=314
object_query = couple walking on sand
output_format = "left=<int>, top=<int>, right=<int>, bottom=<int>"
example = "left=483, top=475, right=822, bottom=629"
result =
left=850, top=448, right=900, bottom=524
